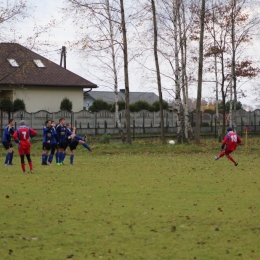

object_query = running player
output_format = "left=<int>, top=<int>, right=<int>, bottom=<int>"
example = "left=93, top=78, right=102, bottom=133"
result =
left=214, top=126, right=242, bottom=166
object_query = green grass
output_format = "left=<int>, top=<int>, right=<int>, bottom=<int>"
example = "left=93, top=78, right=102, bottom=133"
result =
left=1, top=139, right=260, bottom=259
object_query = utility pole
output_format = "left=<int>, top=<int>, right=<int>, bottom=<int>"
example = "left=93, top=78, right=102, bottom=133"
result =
left=60, top=46, right=66, bottom=69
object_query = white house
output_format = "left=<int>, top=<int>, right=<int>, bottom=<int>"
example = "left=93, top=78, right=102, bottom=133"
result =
left=0, top=43, right=97, bottom=112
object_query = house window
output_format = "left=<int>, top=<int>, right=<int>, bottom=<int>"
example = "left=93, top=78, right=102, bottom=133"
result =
left=33, top=59, right=45, bottom=68
left=7, top=59, right=19, bottom=67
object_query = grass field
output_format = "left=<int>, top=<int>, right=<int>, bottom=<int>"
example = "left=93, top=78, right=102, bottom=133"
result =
left=1, top=138, right=260, bottom=259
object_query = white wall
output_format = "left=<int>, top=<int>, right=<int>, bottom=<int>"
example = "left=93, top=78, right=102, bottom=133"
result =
left=12, top=86, right=83, bottom=112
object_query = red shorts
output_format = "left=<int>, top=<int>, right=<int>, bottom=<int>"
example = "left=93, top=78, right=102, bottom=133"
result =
left=224, top=149, right=234, bottom=155
left=18, top=148, right=30, bottom=155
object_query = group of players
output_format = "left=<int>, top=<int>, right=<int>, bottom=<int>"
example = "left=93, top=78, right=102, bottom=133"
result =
left=41, top=118, right=94, bottom=166
left=2, top=117, right=241, bottom=173
left=1, top=117, right=94, bottom=174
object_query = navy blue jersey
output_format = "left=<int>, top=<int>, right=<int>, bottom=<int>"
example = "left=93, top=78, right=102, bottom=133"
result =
left=2, top=125, right=15, bottom=143
left=50, top=127, right=58, bottom=144
left=42, top=126, right=52, bottom=143
left=56, top=124, right=71, bottom=144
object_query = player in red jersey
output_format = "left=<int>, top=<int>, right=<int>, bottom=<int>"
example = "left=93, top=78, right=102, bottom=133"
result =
left=12, top=120, right=37, bottom=174
left=214, top=127, right=242, bottom=166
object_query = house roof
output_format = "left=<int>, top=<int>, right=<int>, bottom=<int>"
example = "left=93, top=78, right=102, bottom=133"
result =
left=0, top=43, right=98, bottom=88
left=84, top=90, right=160, bottom=105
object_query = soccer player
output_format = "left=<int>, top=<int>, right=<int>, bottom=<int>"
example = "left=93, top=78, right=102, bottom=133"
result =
left=66, top=126, right=95, bottom=165
left=56, top=118, right=73, bottom=165
left=12, top=120, right=37, bottom=173
left=2, top=119, right=15, bottom=166
left=42, top=120, right=52, bottom=165
left=214, top=126, right=242, bottom=166
left=47, top=121, right=58, bottom=165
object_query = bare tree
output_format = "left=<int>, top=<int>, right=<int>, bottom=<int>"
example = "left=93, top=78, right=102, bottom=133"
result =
left=151, top=0, right=165, bottom=143
left=63, top=0, right=130, bottom=142
left=195, top=0, right=206, bottom=144
left=119, top=0, right=132, bottom=144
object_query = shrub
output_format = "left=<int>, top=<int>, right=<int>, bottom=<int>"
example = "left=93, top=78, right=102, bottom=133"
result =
left=100, top=133, right=110, bottom=144
left=60, top=98, right=72, bottom=112
left=13, top=98, right=26, bottom=112
left=0, top=98, right=13, bottom=112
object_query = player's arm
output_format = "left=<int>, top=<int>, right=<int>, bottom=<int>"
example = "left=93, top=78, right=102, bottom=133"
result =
left=29, top=128, right=37, bottom=138
left=221, top=136, right=228, bottom=150
left=12, top=131, right=19, bottom=143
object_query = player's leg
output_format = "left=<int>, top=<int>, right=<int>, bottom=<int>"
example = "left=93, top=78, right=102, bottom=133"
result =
left=42, top=143, right=49, bottom=165
left=70, top=149, right=76, bottom=165
left=3, top=142, right=12, bottom=166
left=19, top=150, right=26, bottom=173
left=215, top=149, right=225, bottom=160
left=25, top=151, right=34, bottom=173
left=57, top=145, right=65, bottom=165
left=61, top=142, right=69, bottom=165
left=225, top=150, right=238, bottom=166
left=48, top=144, right=56, bottom=165
left=69, top=143, right=77, bottom=164
left=74, top=135, right=94, bottom=152
left=78, top=140, right=95, bottom=152
left=8, top=146, right=14, bottom=165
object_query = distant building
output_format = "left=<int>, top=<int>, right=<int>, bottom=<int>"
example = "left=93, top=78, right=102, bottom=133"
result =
left=0, top=43, right=97, bottom=112
left=83, top=89, right=160, bottom=110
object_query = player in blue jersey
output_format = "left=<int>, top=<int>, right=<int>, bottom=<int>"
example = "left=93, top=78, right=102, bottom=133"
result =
left=56, top=118, right=73, bottom=165
left=65, top=125, right=95, bottom=165
left=41, top=120, right=52, bottom=165
left=47, top=121, right=58, bottom=165
left=2, top=119, right=15, bottom=166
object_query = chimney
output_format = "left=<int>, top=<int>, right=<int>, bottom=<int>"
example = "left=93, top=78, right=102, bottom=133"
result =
left=120, top=89, right=125, bottom=93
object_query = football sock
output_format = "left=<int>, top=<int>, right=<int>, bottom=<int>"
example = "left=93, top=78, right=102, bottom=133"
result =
left=29, top=162, right=33, bottom=171
left=83, top=143, right=91, bottom=151
left=21, top=163, right=26, bottom=172
left=9, top=151, right=14, bottom=164
left=218, top=151, right=225, bottom=158
left=228, top=155, right=236, bottom=164
left=48, top=154, right=54, bottom=163
left=42, top=154, right=45, bottom=164
left=56, top=152, right=59, bottom=163
left=59, top=152, right=64, bottom=163
left=70, top=155, right=74, bottom=164
left=5, top=152, right=12, bottom=164
left=63, top=153, right=66, bottom=162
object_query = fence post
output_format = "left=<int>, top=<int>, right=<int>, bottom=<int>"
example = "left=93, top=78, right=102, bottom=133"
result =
left=95, top=112, right=97, bottom=135
left=133, top=119, right=135, bottom=141
left=254, top=111, right=256, bottom=132
left=143, top=112, right=145, bottom=134
left=214, top=117, right=216, bottom=138
left=241, top=117, right=243, bottom=137
left=166, top=113, right=168, bottom=133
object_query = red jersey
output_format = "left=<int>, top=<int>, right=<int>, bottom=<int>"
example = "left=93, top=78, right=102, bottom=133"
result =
left=13, top=126, right=37, bottom=149
left=222, top=131, right=242, bottom=151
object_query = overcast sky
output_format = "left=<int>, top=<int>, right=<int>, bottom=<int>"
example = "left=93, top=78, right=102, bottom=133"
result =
left=5, top=0, right=260, bottom=109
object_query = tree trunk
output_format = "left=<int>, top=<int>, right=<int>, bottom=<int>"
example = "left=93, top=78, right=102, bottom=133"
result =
left=151, top=0, right=165, bottom=143
left=174, top=0, right=183, bottom=143
left=195, top=0, right=206, bottom=144
left=179, top=0, right=192, bottom=142
left=120, top=0, right=131, bottom=144
left=212, top=5, right=221, bottom=142
left=106, top=0, right=125, bottom=142
left=231, top=0, right=237, bottom=132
